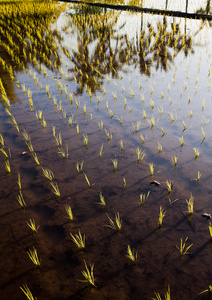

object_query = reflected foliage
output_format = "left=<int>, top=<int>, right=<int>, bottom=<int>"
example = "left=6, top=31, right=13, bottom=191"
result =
left=0, top=0, right=66, bottom=98
left=62, top=6, right=194, bottom=94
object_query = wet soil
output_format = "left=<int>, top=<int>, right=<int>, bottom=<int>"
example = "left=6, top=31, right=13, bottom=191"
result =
left=0, top=100, right=212, bottom=300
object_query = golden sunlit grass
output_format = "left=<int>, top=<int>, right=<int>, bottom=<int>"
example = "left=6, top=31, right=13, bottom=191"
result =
left=27, top=247, right=40, bottom=267
left=126, top=245, right=137, bottom=264
left=70, top=229, right=85, bottom=249
left=79, top=260, right=96, bottom=287
left=26, top=219, right=39, bottom=233
left=158, top=206, right=166, bottom=228
left=20, top=284, right=36, bottom=300
left=105, top=212, right=122, bottom=231
left=176, top=237, right=193, bottom=256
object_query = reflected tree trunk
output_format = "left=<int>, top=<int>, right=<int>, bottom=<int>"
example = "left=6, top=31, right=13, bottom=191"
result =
left=206, top=0, right=211, bottom=13
left=186, top=0, right=188, bottom=13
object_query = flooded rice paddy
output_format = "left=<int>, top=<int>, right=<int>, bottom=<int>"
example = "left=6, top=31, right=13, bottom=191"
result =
left=0, top=0, right=212, bottom=299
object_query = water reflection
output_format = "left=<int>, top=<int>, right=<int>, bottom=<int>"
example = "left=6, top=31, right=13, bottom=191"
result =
left=63, top=5, right=194, bottom=94
left=0, top=1, right=66, bottom=99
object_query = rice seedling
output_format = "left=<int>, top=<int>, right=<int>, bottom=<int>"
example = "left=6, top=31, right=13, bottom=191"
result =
left=42, top=168, right=54, bottom=181
left=197, top=171, right=202, bottom=183
left=139, top=191, right=150, bottom=207
left=27, top=247, right=40, bottom=267
left=36, top=110, right=42, bottom=121
left=50, top=182, right=60, bottom=197
left=209, top=222, right=212, bottom=239
left=77, top=124, right=79, bottom=135
left=84, top=173, right=91, bottom=187
left=172, top=156, right=177, bottom=166
left=149, top=163, right=154, bottom=176
left=199, top=285, right=212, bottom=296
left=158, top=143, right=162, bottom=153
left=143, top=110, right=146, bottom=119
left=161, top=128, right=165, bottom=136
left=202, top=99, right=205, bottom=111
left=79, top=260, right=96, bottom=287
left=123, top=177, right=126, bottom=190
left=158, top=206, right=166, bottom=228
left=26, top=219, right=39, bottom=233
left=183, top=121, right=186, bottom=130
left=20, top=284, right=36, bottom=300
left=105, top=212, right=122, bottom=231
left=153, top=285, right=171, bottom=300
left=0, top=148, right=9, bottom=159
left=112, top=159, right=118, bottom=172
left=116, top=116, right=123, bottom=126
left=83, top=134, right=88, bottom=148
left=17, top=172, right=21, bottom=190
left=136, top=147, right=145, bottom=162
left=8, top=116, right=20, bottom=134
left=193, top=148, right=200, bottom=158
left=55, top=133, right=62, bottom=148
left=65, top=205, right=73, bottom=221
left=99, top=143, right=104, bottom=158
left=83, top=104, right=86, bottom=117
left=0, top=133, right=5, bottom=147
left=166, top=180, right=173, bottom=192
left=69, top=116, right=74, bottom=128
left=176, top=237, right=193, bottom=256
left=140, top=134, right=145, bottom=144
left=42, top=118, right=47, bottom=129
left=112, top=92, right=117, bottom=100
left=202, top=128, right=206, bottom=139
left=179, top=136, right=184, bottom=147
left=169, top=113, right=174, bottom=122
left=5, top=159, right=11, bottom=173
left=97, top=192, right=106, bottom=208
left=132, top=121, right=141, bottom=133
left=161, top=91, right=164, bottom=99
left=189, top=110, right=193, bottom=118
left=158, top=105, right=163, bottom=114
left=186, top=194, right=194, bottom=215
left=98, top=121, right=104, bottom=133
left=32, top=152, right=40, bottom=166
left=126, top=245, right=137, bottom=264
left=129, top=89, right=135, bottom=98
left=150, top=99, right=155, bottom=110
left=17, top=191, right=26, bottom=208
left=150, top=116, right=155, bottom=128
left=22, top=130, right=30, bottom=144
left=109, top=110, right=114, bottom=118
left=76, top=161, right=83, bottom=174
left=105, top=129, right=112, bottom=141
left=58, top=145, right=69, bottom=159
left=75, top=99, right=80, bottom=109
left=70, top=229, right=85, bottom=250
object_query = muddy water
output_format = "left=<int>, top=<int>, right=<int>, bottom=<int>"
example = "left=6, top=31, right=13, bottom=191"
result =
left=0, top=2, right=212, bottom=300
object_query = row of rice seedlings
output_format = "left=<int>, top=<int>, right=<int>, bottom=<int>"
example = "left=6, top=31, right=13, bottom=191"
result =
left=1, top=4, right=210, bottom=298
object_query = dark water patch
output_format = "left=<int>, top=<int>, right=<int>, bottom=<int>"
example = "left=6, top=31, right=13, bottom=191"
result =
left=42, top=224, right=65, bottom=243
left=33, top=204, right=55, bottom=219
